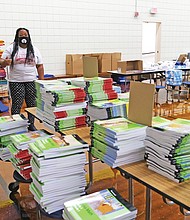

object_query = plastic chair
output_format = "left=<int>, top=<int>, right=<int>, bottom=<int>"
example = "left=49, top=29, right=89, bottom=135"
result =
left=9, top=170, right=62, bottom=219
left=118, top=76, right=130, bottom=92
left=165, top=70, right=186, bottom=102
left=0, top=101, right=9, bottom=112
left=8, top=170, right=32, bottom=192
left=154, top=72, right=166, bottom=105
left=155, top=84, right=165, bottom=105
left=8, top=171, right=35, bottom=219
left=182, top=81, right=190, bottom=100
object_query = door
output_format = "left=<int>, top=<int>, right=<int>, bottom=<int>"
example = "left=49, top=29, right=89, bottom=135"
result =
left=142, top=22, right=161, bottom=68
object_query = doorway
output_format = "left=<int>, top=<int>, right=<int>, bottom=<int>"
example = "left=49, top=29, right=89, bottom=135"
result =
left=142, top=21, right=161, bottom=68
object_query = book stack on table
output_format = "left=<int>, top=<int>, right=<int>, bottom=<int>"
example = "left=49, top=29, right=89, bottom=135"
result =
left=28, top=134, right=89, bottom=214
left=0, top=135, right=13, bottom=161
left=7, top=130, right=52, bottom=180
left=35, top=80, right=88, bottom=132
left=145, top=116, right=190, bottom=182
left=35, top=79, right=67, bottom=113
left=87, top=99, right=128, bottom=121
left=90, top=117, right=147, bottom=168
left=70, top=77, right=118, bottom=103
left=63, top=188, right=137, bottom=220
left=70, top=77, right=128, bottom=122
left=0, top=114, right=28, bottom=161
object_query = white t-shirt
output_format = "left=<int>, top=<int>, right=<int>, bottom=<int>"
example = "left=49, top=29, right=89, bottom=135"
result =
left=2, top=44, right=43, bottom=82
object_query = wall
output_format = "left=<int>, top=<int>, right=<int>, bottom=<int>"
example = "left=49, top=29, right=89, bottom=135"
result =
left=0, top=0, right=190, bottom=75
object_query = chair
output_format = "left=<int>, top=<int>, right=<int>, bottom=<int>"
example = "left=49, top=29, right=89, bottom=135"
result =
left=155, top=84, right=165, bottom=105
left=8, top=171, right=36, bottom=219
left=165, top=70, right=188, bottom=102
left=154, top=72, right=166, bottom=105
left=182, top=70, right=190, bottom=99
left=183, top=80, right=190, bottom=88
left=113, top=76, right=130, bottom=93
left=8, top=170, right=32, bottom=192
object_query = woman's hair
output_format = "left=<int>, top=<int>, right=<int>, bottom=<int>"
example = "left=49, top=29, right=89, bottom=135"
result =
left=11, top=27, right=34, bottom=68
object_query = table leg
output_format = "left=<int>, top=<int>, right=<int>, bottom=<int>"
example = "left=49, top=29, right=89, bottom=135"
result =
left=128, top=177, right=134, bottom=205
left=86, top=151, right=93, bottom=191
left=149, top=73, right=151, bottom=83
left=145, top=187, right=152, bottom=220
left=124, top=77, right=127, bottom=92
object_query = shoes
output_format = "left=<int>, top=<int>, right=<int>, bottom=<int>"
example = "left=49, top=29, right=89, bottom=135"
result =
left=28, top=124, right=37, bottom=131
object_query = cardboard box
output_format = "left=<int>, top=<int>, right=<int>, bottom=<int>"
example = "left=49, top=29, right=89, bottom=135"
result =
left=127, top=60, right=143, bottom=71
left=66, top=54, right=72, bottom=75
left=91, top=53, right=112, bottom=73
left=111, top=52, right=121, bottom=70
left=177, top=54, right=187, bottom=63
left=100, top=53, right=112, bottom=72
left=66, top=54, right=83, bottom=75
left=117, top=60, right=143, bottom=72
left=83, top=56, right=98, bottom=78
left=117, top=61, right=127, bottom=73
left=117, top=60, right=143, bottom=81
left=66, top=52, right=115, bottom=75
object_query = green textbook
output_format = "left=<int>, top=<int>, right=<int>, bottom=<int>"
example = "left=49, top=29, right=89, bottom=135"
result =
left=0, top=114, right=28, bottom=131
left=92, top=117, right=146, bottom=138
left=10, top=130, right=52, bottom=150
left=63, top=188, right=137, bottom=220
left=29, top=134, right=88, bottom=158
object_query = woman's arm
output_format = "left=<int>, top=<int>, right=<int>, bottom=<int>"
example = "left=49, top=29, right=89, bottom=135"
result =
left=0, top=58, right=11, bottom=68
left=36, top=64, right=44, bottom=80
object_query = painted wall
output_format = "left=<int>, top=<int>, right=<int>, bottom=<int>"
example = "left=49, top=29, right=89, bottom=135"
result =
left=0, top=0, right=190, bottom=75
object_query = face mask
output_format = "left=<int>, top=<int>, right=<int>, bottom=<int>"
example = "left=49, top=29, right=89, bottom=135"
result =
left=19, top=36, right=29, bottom=44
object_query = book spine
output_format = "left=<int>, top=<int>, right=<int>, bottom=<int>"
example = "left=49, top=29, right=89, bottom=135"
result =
left=92, top=139, right=107, bottom=154
left=106, top=107, right=112, bottom=119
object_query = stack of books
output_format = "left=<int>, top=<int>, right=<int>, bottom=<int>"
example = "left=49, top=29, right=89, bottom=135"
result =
left=35, top=80, right=88, bottom=131
left=63, top=188, right=137, bottom=220
left=35, top=80, right=67, bottom=114
left=0, top=114, right=28, bottom=136
left=28, top=134, right=89, bottom=214
left=7, top=130, right=52, bottom=180
left=0, top=39, right=6, bottom=78
left=70, top=77, right=129, bottom=122
left=91, top=117, right=147, bottom=168
left=118, top=92, right=130, bottom=102
left=0, top=114, right=28, bottom=160
left=87, top=99, right=128, bottom=121
left=113, top=85, right=122, bottom=94
left=0, top=135, right=13, bottom=161
left=0, top=39, right=5, bottom=57
left=70, top=77, right=118, bottom=103
left=145, top=116, right=190, bottom=182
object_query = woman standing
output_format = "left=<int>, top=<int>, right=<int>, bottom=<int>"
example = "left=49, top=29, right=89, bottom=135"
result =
left=1, top=28, right=44, bottom=131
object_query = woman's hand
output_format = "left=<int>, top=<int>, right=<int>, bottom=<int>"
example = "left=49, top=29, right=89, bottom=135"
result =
left=0, top=58, right=12, bottom=67
left=36, top=64, right=44, bottom=80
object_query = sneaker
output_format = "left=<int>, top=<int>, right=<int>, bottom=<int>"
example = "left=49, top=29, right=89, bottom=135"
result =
left=28, top=124, right=37, bottom=131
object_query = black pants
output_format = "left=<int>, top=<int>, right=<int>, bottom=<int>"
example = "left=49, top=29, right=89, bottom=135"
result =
left=9, top=81, right=36, bottom=124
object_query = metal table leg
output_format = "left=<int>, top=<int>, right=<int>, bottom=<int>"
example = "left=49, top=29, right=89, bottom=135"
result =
left=128, top=177, right=134, bottom=205
left=86, top=151, right=93, bottom=191
left=145, top=187, right=152, bottom=220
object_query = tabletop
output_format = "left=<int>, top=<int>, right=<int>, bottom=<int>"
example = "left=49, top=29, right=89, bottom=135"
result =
left=117, top=161, right=190, bottom=211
